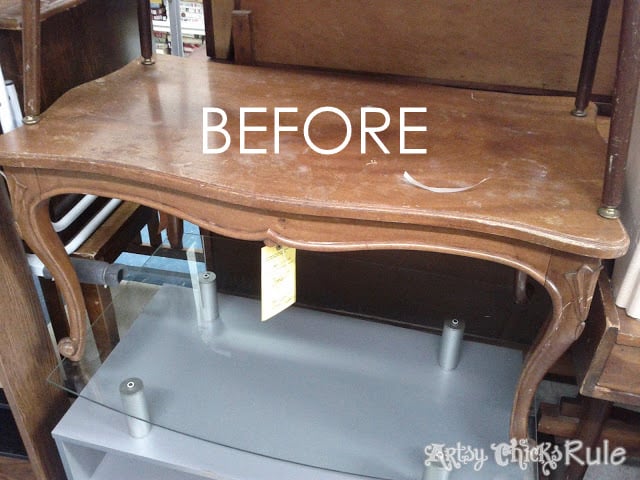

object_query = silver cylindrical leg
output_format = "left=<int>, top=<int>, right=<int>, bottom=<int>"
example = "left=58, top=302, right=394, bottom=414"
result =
left=119, top=377, right=151, bottom=438
left=422, top=462, right=451, bottom=480
left=438, top=318, right=465, bottom=371
left=199, top=271, right=219, bottom=322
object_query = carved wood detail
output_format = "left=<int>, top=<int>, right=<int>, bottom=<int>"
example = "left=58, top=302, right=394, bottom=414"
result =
left=510, top=253, right=602, bottom=441
left=5, top=168, right=88, bottom=361
left=564, top=264, right=604, bottom=324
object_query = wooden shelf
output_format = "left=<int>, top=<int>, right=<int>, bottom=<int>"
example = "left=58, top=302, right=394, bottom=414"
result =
left=575, top=273, right=640, bottom=406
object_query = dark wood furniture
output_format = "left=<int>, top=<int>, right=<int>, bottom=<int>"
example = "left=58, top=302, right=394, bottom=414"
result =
left=0, top=181, right=66, bottom=480
left=0, top=455, right=37, bottom=480
left=211, top=0, right=621, bottom=96
left=538, top=395, right=640, bottom=478
left=0, top=0, right=140, bottom=114
left=575, top=272, right=640, bottom=406
left=537, top=272, right=640, bottom=479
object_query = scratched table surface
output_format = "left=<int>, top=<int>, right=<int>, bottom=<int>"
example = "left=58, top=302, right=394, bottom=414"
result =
left=0, top=54, right=627, bottom=258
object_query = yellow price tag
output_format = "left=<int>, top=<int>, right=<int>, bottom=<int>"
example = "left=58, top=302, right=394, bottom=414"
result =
left=261, top=245, right=296, bottom=321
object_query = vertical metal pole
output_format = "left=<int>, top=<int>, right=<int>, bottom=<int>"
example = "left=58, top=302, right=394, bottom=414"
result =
left=199, top=271, right=219, bottom=322
left=572, top=0, right=612, bottom=117
left=168, top=0, right=185, bottom=57
left=137, top=0, right=155, bottom=65
left=119, top=377, right=152, bottom=438
left=599, top=0, right=640, bottom=218
left=438, top=319, right=465, bottom=371
left=422, top=463, right=450, bottom=480
left=22, top=0, right=41, bottom=124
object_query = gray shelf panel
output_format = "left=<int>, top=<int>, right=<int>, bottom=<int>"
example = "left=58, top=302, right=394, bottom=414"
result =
left=54, top=398, right=372, bottom=480
left=54, top=284, right=529, bottom=479
left=93, top=453, right=205, bottom=480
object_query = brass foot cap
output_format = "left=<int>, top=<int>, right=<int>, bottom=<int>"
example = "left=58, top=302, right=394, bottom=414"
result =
left=598, top=206, right=620, bottom=219
left=23, top=115, right=40, bottom=125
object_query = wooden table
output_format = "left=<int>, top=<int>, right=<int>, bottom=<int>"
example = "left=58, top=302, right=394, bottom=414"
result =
left=0, top=54, right=629, bottom=445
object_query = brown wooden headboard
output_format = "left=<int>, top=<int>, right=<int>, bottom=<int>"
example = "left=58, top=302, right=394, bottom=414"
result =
left=208, top=0, right=622, bottom=97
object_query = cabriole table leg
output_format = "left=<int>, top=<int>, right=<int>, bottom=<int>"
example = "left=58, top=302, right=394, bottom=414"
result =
left=510, top=253, right=601, bottom=440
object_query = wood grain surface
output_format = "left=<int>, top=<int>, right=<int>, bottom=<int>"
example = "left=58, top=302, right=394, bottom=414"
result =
left=0, top=183, right=67, bottom=480
left=0, top=54, right=627, bottom=257
left=239, top=0, right=623, bottom=96
left=0, top=457, right=36, bottom=480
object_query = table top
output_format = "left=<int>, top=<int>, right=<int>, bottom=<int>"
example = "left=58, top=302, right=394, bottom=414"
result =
left=0, top=54, right=628, bottom=258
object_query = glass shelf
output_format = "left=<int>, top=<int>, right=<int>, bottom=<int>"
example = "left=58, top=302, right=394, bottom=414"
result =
left=49, top=234, right=536, bottom=480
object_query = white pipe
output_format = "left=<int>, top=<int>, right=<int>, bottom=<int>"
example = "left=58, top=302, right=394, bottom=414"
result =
left=0, top=66, right=17, bottom=133
left=51, top=194, right=99, bottom=232
left=63, top=198, right=122, bottom=254
left=28, top=198, right=122, bottom=278
left=28, top=254, right=45, bottom=277
left=614, top=239, right=640, bottom=318
left=5, top=80, right=23, bottom=129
